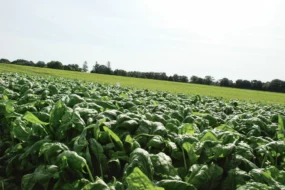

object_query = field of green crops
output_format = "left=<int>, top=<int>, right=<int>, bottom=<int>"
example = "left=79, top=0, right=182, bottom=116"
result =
left=1, top=63, right=285, bottom=105
left=1, top=72, right=285, bottom=190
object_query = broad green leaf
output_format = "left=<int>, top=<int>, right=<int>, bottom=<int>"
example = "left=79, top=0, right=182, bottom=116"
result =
left=156, top=180, right=196, bottom=190
left=95, top=100, right=116, bottom=110
left=119, top=93, right=128, bottom=99
left=215, top=124, right=236, bottom=132
left=236, top=182, right=273, bottom=190
left=221, top=168, right=250, bottom=190
left=48, top=85, right=59, bottom=95
left=5, top=100, right=15, bottom=114
left=12, top=118, right=31, bottom=141
left=23, top=111, right=49, bottom=125
left=124, top=148, right=154, bottom=180
left=179, top=123, right=195, bottom=135
left=203, top=115, right=218, bottom=127
left=185, top=163, right=223, bottom=189
left=89, top=138, right=107, bottom=178
left=56, top=108, right=86, bottom=140
left=150, top=152, right=179, bottom=179
left=124, top=134, right=134, bottom=152
left=117, top=119, right=139, bottom=133
left=234, top=155, right=258, bottom=172
left=182, top=142, right=197, bottom=167
left=20, top=139, right=52, bottom=159
left=192, top=112, right=208, bottom=117
left=126, top=167, right=163, bottom=190
left=249, top=167, right=285, bottom=189
left=166, top=141, right=182, bottom=160
left=165, top=123, right=179, bottom=134
left=147, top=136, right=164, bottom=149
left=200, top=131, right=218, bottom=142
left=103, top=126, right=124, bottom=150
left=39, top=142, right=69, bottom=163
left=57, top=150, right=87, bottom=173
left=92, top=118, right=106, bottom=140
left=21, top=165, right=59, bottom=190
left=82, top=177, right=110, bottom=190
left=49, top=100, right=67, bottom=133
left=3, top=94, right=8, bottom=100
left=65, top=94, right=85, bottom=107
left=212, top=143, right=235, bottom=159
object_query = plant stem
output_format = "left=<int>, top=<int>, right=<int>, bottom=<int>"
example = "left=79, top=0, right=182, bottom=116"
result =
left=86, top=164, right=94, bottom=182
left=181, top=146, right=187, bottom=170
left=261, top=154, right=267, bottom=168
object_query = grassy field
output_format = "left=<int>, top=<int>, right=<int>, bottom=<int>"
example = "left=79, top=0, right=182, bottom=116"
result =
left=1, top=63, right=285, bottom=105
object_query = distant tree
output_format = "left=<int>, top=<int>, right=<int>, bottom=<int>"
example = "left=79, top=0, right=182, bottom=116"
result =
left=190, top=75, right=204, bottom=84
left=243, top=80, right=251, bottom=89
left=171, top=74, right=188, bottom=82
left=0, top=58, right=10, bottom=63
left=179, top=75, right=189, bottom=83
left=235, top=79, right=243, bottom=88
left=190, top=75, right=198, bottom=83
left=197, top=77, right=204, bottom=84
left=266, top=79, right=285, bottom=92
left=204, top=76, right=214, bottom=85
left=107, top=61, right=111, bottom=69
left=158, top=72, right=168, bottom=80
left=83, top=61, right=88, bottom=72
left=47, top=61, right=63, bottom=69
left=173, top=74, right=179, bottom=82
left=114, top=69, right=127, bottom=76
left=36, top=61, right=46, bottom=67
left=219, top=78, right=232, bottom=87
left=90, top=62, right=113, bottom=74
left=235, top=79, right=251, bottom=89
left=63, top=65, right=70, bottom=70
left=91, top=62, right=100, bottom=73
left=251, top=80, right=263, bottom=90
left=106, top=61, right=113, bottom=74
left=12, top=59, right=34, bottom=66
left=63, top=64, right=81, bottom=71
left=99, top=64, right=110, bottom=74
left=263, top=82, right=270, bottom=91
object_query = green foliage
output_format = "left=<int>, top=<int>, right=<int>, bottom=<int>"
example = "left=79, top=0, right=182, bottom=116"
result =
left=0, top=72, right=285, bottom=189
left=126, top=167, right=163, bottom=190
left=46, top=61, right=63, bottom=70
left=1, top=64, right=285, bottom=104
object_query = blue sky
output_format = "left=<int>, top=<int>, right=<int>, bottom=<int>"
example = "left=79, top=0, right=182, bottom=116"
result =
left=0, top=0, right=284, bottom=82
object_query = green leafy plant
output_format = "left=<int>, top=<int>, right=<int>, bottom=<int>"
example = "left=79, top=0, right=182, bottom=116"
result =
left=0, top=72, right=285, bottom=189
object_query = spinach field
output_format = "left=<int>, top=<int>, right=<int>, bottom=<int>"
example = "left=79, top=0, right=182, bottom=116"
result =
left=1, top=72, right=285, bottom=190
left=1, top=63, right=285, bottom=105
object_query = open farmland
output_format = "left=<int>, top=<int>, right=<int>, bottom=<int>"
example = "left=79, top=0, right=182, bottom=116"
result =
left=1, top=72, right=285, bottom=189
left=1, top=64, right=285, bottom=105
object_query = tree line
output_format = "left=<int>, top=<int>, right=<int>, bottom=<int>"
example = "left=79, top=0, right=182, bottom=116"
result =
left=0, top=58, right=88, bottom=72
left=1, top=58, right=285, bottom=93
left=90, top=63, right=285, bottom=93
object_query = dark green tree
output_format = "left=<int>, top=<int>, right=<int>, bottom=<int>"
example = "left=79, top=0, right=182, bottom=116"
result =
left=251, top=80, right=263, bottom=90
left=0, top=58, right=10, bottom=63
left=83, top=61, right=88, bottom=72
left=266, top=79, right=285, bottom=92
left=35, top=61, right=46, bottom=67
left=47, top=61, right=63, bottom=69
left=204, top=76, right=214, bottom=85
left=219, top=78, right=233, bottom=87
